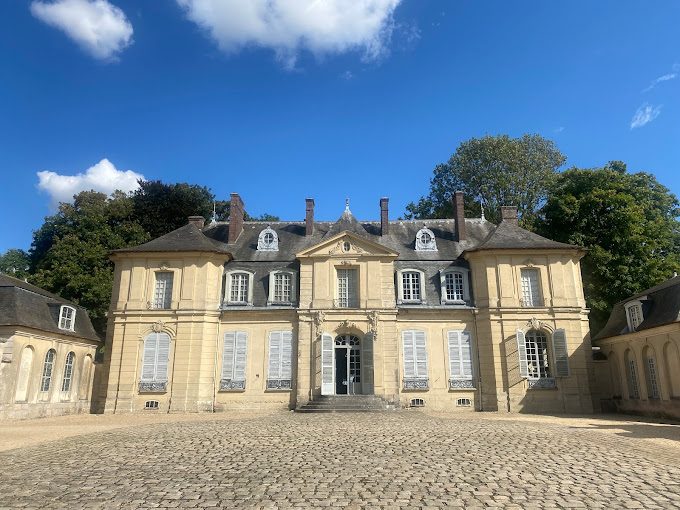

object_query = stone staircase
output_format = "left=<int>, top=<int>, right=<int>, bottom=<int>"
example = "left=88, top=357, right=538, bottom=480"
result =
left=296, top=395, right=394, bottom=413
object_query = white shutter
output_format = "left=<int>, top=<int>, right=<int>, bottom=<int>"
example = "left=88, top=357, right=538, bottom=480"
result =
left=362, top=333, right=374, bottom=393
left=141, top=334, right=158, bottom=381
left=448, top=331, right=462, bottom=378
left=281, top=331, right=293, bottom=380
left=156, top=333, right=170, bottom=381
left=234, top=332, right=247, bottom=382
left=461, top=331, right=472, bottom=378
left=221, top=332, right=236, bottom=380
left=321, top=333, right=334, bottom=395
left=403, top=331, right=415, bottom=379
left=347, top=269, right=357, bottom=307
left=268, top=331, right=282, bottom=380
left=552, top=329, right=569, bottom=377
left=414, top=331, right=428, bottom=378
left=516, top=330, right=529, bottom=378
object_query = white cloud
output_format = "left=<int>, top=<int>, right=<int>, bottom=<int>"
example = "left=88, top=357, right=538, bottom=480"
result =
left=176, top=0, right=402, bottom=69
left=31, top=0, right=133, bottom=61
left=642, top=63, right=679, bottom=92
left=37, top=159, right=144, bottom=207
left=630, top=103, right=662, bottom=129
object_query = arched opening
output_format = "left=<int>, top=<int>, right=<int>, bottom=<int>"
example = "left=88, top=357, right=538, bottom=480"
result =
left=78, top=355, right=93, bottom=400
left=608, top=351, right=622, bottom=398
left=642, top=346, right=660, bottom=400
left=334, top=335, right=361, bottom=395
left=663, top=341, right=680, bottom=398
left=40, top=349, right=56, bottom=394
left=15, top=346, right=34, bottom=402
left=624, top=349, right=640, bottom=400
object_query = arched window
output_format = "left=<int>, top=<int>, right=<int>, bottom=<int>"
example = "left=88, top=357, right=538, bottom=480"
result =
left=415, top=227, right=437, bottom=251
left=61, top=351, right=76, bottom=393
left=78, top=355, right=93, bottom=400
left=59, top=305, right=76, bottom=331
left=224, top=270, right=254, bottom=305
left=624, top=349, right=640, bottom=399
left=643, top=346, right=660, bottom=400
left=267, top=271, right=296, bottom=305
left=40, top=349, right=56, bottom=392
left=397, top=269, right=424, bottom=304
left=440, top=268, right=471, bottom=304
left=257, top=226, right=279, bottom=251
left=15, top=346, right=34, bottom=402
left=139, top=332, right=171, bottom=392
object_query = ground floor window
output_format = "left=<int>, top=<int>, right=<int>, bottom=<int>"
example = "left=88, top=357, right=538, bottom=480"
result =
left=267, top=331, right=292, bottom=390
left=221, top=331, right=247, bottom=391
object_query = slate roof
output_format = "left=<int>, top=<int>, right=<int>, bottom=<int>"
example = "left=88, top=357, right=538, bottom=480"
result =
left=468, top=220, right=580, bottom=251
left=114, top=223, right=230, bottom=254
left=0, top=274, right=101, bottom=343
left=595, top=276, right=680, bottom=341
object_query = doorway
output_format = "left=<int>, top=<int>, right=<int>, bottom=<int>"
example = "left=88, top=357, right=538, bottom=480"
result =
left=334, top=335, right=360, bottom=395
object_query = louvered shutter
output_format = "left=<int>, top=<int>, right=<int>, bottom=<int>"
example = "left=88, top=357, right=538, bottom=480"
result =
left=234, top=332, right=247, bottom=382
left=362, top=333, right=374, bottom=393
left=321, top=333, right=334, bottom=395
left=403, top=331, right=415, bottom=379
left=141, top=334, right=158, bottom=381
left=348, top=269, right=357, bottom=307
left=268, top=331, right=282, bottom=380
left=414, top=331, right=428, bottom=378
left=516, top=330, right=529, bottom=378
left=221, top=332, right=236, bottom=380
left=156, top=333, right=170, bottom=381
left=448, top=331, right=462, bottom=378
left=552, top=329, right=569, bottom=377
left=281, top=331, right=292, bottom=380
left=461, top=331, right=472, bottom=378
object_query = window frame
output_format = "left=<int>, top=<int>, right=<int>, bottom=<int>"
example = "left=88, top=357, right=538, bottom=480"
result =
left=267, top=270, right=297, bottom=306
left=397, top=269, right=426, bottom=304
left=414, top=227, right=437, bottom=251
left=267, top=330, right=293, bottom=390
left=139, top=332, right=171, bottom=393
left=336, top=267, right=359, bottom=308
left=58, top=305, right=76, bottom=331
left=519, top=267, right=543, bottom=307
left=402, top=330, right=429, bottom=390
left=624, top=300, right=645, bottom=332
left=224, top=270, right=254, bottom=306
left=220, top=331, right=248, bottom=391
left=61, top=351, right=76, bottom=394
left=447, top=330, right=474, bottom=389
left=40, top=349, right=56, bottom=393
left=257, top=226, right=279, bottom=251
left=440, top=268, right=470, bottom=305
left=152, top=271, right=174, bottom=310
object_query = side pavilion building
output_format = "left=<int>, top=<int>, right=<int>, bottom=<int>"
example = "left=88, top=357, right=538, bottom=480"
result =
left=102, top=193, right=594, bottom=413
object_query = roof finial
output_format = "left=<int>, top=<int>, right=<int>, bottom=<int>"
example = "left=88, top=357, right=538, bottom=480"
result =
left=345, top=197, right=350, bottom=213
left=480, top=196, right=486, bottom=221
left=210, top=201, right=217, bottom=225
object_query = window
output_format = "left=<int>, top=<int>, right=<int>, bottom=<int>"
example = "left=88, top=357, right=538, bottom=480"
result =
left=525, top=330, right=551, bottom=379
left=448, top=331, right=473, bottom=389
left=152, top=272, right=173, bottom=309
left=440, top=269, right=470, bottom=304
left=402, top=330, right=428, bottom=389
left=401, top=271, right=421, bottom=302
left=268, top=271, right=295, bottom=305
left=221, top=331, right=248, bottom=390
left=415, top=227, right=437, bottom=251
left=61, top=351, right=75, bottom=393
left=626, top=354, right=640, bottom=399
left=516, top=329, right=560, bottom=389
left=267, top=331, right=293, bottom=390
left=337, top=268, right=358, bottom=308
left=625, top=301, right=644, bottom=331
left=257, top=227, right=279, bottom=251
left=40, top=349, right=56, bottom=392
left=520, top=268, right=542, bottom=307
left=59, top=305, right=76, bottom=331
left=144, top=400, right=159, bottom=410
left=139, top=332, right=170, bottom=392
left=456, top=398, right=472, bottom=407
left=644, top=349, right=660, bottom=400
left=225, top=271, right=252, bottom=305
left=410, top=398, right=425, bottom=407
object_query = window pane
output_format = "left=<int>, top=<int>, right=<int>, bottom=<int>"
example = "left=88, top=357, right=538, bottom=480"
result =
left=337, top=269, right=357, bottom=308
left=153, top=272, right=173, bottom=309
left=445, top=272, right=464, bottom=301
left=274, top=273, right=292, bottom=302
left=61, top=352, right=75, bottom=392
left=520, top=269, right=541, bottom=307
left=230, top=273, right=249, bottom=303
left=40, top=350, right=55, bottom=392
left=59, top=306, right=75, bottom=330
left=402, top=272, right=421, bottom=301
left=525, top=330, right=550, bottom=378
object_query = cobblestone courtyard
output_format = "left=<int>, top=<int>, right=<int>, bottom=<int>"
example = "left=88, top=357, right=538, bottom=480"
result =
left=2, top=411, right=680, bottom=509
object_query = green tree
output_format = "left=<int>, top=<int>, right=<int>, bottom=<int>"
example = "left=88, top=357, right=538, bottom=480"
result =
left=0, top=249, right=30, bottom=279
left=406, top=134, right=566, bottom=227
left=30, top=191, right=149, bottom=333
left=537, top=162, right=680, bottom=334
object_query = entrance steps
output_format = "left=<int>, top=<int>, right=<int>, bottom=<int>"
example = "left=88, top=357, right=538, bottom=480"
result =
left=296, top=395, right=394, bottom=413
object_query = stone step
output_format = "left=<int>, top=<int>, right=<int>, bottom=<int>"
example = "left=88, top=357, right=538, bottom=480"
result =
left=295, top=395, right=394, bottom=413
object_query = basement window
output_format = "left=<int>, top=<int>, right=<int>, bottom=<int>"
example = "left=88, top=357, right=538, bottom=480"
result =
left=410, top=398, right=425, bottom=408
left=456, top=398, right=472, bottom=407
left=144, top=400, right=159, bottom=410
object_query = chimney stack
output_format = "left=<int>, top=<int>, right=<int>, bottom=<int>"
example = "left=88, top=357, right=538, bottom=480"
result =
left=453, top=191, right=466, bottom=241
left=500, top=206, right=519, bottom=226
left=380, top=197, right=389, bottom=236
left=228, top=193, right=245, bottom=243
left=305, top=198, right=315, bottom=236
left=188, top=216, right=205, bottom=229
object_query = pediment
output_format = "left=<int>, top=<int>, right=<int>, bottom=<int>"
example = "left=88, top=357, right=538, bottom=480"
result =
left=296, top=231, right=399, bottom=259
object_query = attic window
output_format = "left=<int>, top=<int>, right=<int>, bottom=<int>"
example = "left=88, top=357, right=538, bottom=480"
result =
left=58, top=305, right=76, bottom=331
left=415, top=227, right=437, bottom=251
left=625, top=300, right=644, bottom=331
left=257, top=226, right=279, bottom=251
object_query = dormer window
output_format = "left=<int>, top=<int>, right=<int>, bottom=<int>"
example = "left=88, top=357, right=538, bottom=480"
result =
left=58, top=305, right=76, bottom=331
left=397, top=269, right=426, bottom=304
left=415, top=227, right=437, bottom=251
left=268, top=271, right=296, bottom=305
left=625, top=300, right=644, bottom=331
left=224, top=270, right=254, bottom=306
left=440, top=268, right=471, bottom=304
left=257, top=227, right=278, bottom=251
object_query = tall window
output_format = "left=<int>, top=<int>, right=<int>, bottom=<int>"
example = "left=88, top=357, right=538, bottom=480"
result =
left=644, top=350, right=660, bottom=400
left=402, top=330, right=428, bottom=389
left=520, top=268, right=541, bottom=307
left=267, top=331, right=293, bottom=390
left=59, top=305, right=76, bottom=331
left=140, top=332, right=170, bottom=391
left=40, top=349, right=56, bottom=392
left=401, top=271, right=421, bottom=302
left=273, top=272, right=292, bottom=303
left=625, top=350, right=640, bottom=399
left=448, top=331, right=473, bottom=388
left=626, top=303, right=643, bottom=331
left=221, top=331, right=248, bottom=390
left=61, top=351, right=75, bottom=393
left=153, top=272, right=173, bottom=309
left=337, top=268, right=358, bottom=308
left=525, top=330, right=551, bottom=379
left=445, top=272, right=464, bottom=301
left=229, top=273, right=250, bottom=303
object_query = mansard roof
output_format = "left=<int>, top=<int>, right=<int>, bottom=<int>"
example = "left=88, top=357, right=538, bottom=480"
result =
left=0, top=274, right=101, bottom=343
left=595, top=276, right=680, bottom=341
left=114, top=223, right=231, bottom=255
left=468, top=220, right=580, bottom=252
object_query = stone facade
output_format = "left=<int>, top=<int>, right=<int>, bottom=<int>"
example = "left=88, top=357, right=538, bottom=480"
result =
left=101, top=193, right=594, bottom=414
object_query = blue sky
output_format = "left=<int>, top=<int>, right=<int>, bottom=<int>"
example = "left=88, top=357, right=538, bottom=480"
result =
left=1, top=0, right=679, bottom=253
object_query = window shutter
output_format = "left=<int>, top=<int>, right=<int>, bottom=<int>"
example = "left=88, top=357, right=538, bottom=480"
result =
left=141, top=334, right=158, bottom=381
left=403, top=331, right=415, bottom=379
left=156, top=333, right=170, bottom=381
left=461, top=331, right=473, bottom=378
left=552, top=329, right=569, bottom=377
left=281, top=331, right=292, bottom=380
left=221, top=332, right=236, bottom=380
left=516, top=330, right=529, bottom=378
left=448, top=331, right=462, bottom=378
left=362, top=333, right=374, bottom=393
left=268, top=331, right=282, bottom=380
left=348, top=269, right=357, bottom=307
left=321, top=333, right=334, bottom=395
left=414, top=331, right=428, bottom=378
left=234, top=332, right=247, bottom=382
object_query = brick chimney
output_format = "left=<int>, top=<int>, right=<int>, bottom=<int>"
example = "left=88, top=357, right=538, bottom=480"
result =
left=228, top=193, right=245, bottom=243
left=380, top=197, right=389, bottom=236
left=188, top=216, right=205, bottom=229
left=453, top=191, right=466, bottom=241
left=501, top=206, right=519, bottom=226
left=305, top=198, right=315, bottom=236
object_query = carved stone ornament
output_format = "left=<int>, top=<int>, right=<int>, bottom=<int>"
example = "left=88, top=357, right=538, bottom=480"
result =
left=367, top=310, right=379, bottom=342
left=337, top=319, right=357, bottom=331
left=526, top=317, right=553, bottom=333
left=328, top=242, right=343, bottom=255
left=339, top=260, right=352, bottom=265
left=151, top=321, right=165, bottom=333
left=313, top=311, right=326, bottom=338
left=160, top=264, right=169, bottom=271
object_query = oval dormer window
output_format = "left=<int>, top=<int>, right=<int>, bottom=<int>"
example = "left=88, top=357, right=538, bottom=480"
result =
left=415, top=227, right=437, bottom=251
left=257, top=226, right=279, bottom=252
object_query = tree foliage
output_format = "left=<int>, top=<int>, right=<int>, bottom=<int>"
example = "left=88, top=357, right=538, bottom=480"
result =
left=406, top=134, right=566, bottom=227
left=0, top=249, right=30, bottom=279
left=536, top=162, right=680, bottom=334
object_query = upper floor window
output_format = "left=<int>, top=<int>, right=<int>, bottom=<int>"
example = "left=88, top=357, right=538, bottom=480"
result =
left=520, top=268, right=541, bottom=307
left=152, top=272, right=173, bottom=309
left=59, top=305, right=76, bottom=331
left=440, top=269, right=470, bottom=304
left=415, top=227, right=437, bottom=251
left=40, top=349, right=56, bottom=392
left=224, top=271, right=253, bottom=305
left=61, top=351, right=75, bottom=393
left=625, top=301, right=644, bottom=331
left=396, top=269, right=425, bottom=304
left=268, top=271, right=295, bottom=305
left=257, top=226, right=279, bottom=251
left=337, top=268, right=358, bottom=308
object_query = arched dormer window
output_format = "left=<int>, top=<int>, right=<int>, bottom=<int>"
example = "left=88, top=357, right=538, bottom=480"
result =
left=440, top=268, right=471, bottom=305
left=396, top=269, right=426, bottom=304
left=257, top=226, right=279, bottom=251
left=59, top=305, right=76, bottom=331
left=415, top=227, right=437, bottom=251
left=267, top=270, right=296, bottom=305
left=223, top=270, right=254, bottom=306
left=624, top=299, right=645, bottom=332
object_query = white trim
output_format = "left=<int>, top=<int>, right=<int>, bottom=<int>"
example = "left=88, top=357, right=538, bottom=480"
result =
left=439, top=268, right=470, bottom=305
left=257, top=227, right=279, bottom=252
left=223, top=270, right=254, bottom=306
left=396, top=268, right=426, bottom=304
left=267, top=270, right=297, bottom=305
left=58, top=305, right=76, bottom=331
left=624, top=300, right=645, bottom=332
left=415, top=227, right=437, bottom=251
